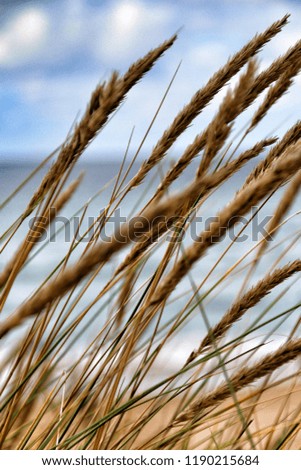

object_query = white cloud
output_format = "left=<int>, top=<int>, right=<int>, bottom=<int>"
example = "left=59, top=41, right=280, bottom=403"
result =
left=187, top=43, right=229, bottom=72
left=0, top=0, right=175, bottom=70
left=0, top=7, right=49, bottom=67
left=96, top=0, right=174, bottom=65
left=112, top=1, right=140, bottom=31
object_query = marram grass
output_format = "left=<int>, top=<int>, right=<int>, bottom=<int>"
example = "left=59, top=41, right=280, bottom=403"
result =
left=0, top=15, right=301, bottom=450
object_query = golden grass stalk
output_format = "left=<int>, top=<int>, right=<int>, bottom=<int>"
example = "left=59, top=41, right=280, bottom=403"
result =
left=153, top=61, right=257, bottom=199
left=243, top=121, right=301, bottom=188
left=196, top=59, right=257, bottom=178
left=115, top=137, right=276, bottom=276
left=188, top=260, right=301, bottom=362
left=154, top=131, right=207, bottom=199
left=174, top=338, right=301, bottom=425
left=0, top=176, right=82, bottom=312
left=241, top=36, right=301, bottom=112
left=249, top=59, right=301, bottom=131
left=0, top=137, right=274, bottom=337
left=156, top=36, right=301, bottom=197
left=149, top=143, right=301, bottom=307
left=23, top=35, right=176, bottom=218
left=116, top=268, right=137, bottom=327
left=256, top=169, right=301, bottom=258
left=0, top=174, right=216, bottom=338
left=126, top=16, right=288, bottom=190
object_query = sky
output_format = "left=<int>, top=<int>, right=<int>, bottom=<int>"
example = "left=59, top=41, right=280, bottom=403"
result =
left=0, top=0, right=300, bottom=162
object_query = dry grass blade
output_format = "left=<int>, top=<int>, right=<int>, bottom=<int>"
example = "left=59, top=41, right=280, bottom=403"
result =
left=174, top=339, right=301, bottom=425
left=0, top=139, right=269, bottom=336
left=116, top=268, right=137, bottom=327
left=256, top=169, right=301, bottom=258
left=154, top=131, right=207, bottom=199
left=154, top=60, right=257, bottom=199
left=188, top=260, right=301, bottom=362
left=249, top=59, right=301, bottom=131
left=196, top=59, right=257, bottom=178
left=243, top=121, right=301, bottom=188
left=0, top=175, right=83, bottom=293
left=23, top=35, right=177, bottom=218
left=150, top=143, right=301, bottom=307
left=0, top=175, right=83, bottom=317
left=0, top=173, right=222, bottom=337
left=126, top=16, right=288, bottom=190
left=115, top=137, right=276, bottom=276
left=241, top=36, right=301, bottom=113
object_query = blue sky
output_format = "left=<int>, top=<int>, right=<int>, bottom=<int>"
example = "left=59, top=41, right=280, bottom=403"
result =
left=0, top=0, right=300, bottom=161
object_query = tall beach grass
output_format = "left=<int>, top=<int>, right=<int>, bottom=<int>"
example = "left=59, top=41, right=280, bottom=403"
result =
left=0, top=15, right=301, bottom=449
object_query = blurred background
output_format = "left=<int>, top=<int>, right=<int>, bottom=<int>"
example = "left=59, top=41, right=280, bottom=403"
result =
left=0, top=0, right=300, bottom=162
